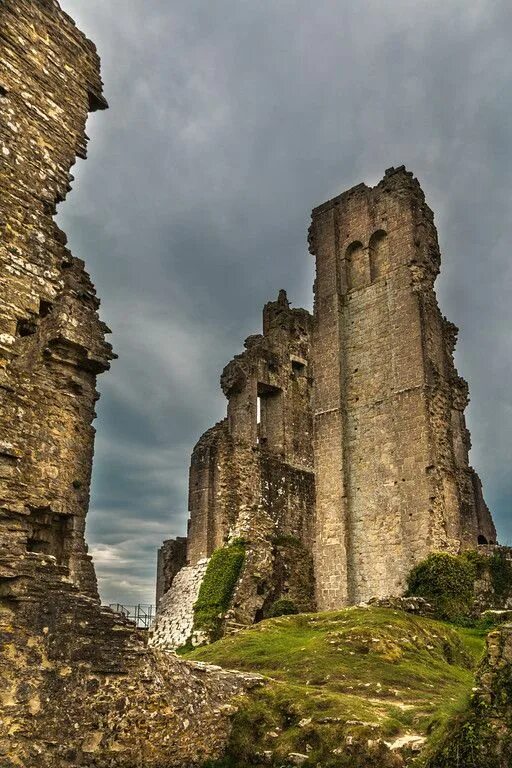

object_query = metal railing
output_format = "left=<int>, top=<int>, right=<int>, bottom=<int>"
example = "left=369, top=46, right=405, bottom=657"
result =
left=108, top=603, right=155, bottom=629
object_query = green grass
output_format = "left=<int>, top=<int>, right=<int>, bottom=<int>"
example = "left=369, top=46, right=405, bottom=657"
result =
left=186, top=607, right=487, bottom=767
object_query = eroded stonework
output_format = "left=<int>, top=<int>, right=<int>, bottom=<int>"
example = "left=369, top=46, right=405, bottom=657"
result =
left=156, top=168, right=496, bottom=642
left=309, top=169, right=496, bottom=608
left=0, top=3, right=257, bottom=765
left=0, top=0, right=113, bottom=601
left=154, top=291, right=316, bottom=645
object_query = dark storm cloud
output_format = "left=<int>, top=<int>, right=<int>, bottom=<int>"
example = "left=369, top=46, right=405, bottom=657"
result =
left=58, top=0, right=512, bottom=604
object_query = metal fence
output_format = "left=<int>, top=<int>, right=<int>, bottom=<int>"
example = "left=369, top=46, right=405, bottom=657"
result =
left=108, top=603, right=155, bottom=629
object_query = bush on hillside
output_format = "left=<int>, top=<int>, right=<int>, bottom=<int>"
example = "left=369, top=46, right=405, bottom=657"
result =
left=488, top=550, right=512, bottom=600
left=406, top=552, right=476, bottom=621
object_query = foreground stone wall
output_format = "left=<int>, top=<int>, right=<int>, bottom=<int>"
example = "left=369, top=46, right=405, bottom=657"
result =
left=0, top=0, right=114, bottom=600
left=0, top=555, right=260, bottom=768
left=308, top=167, right=496, bottom=609
left=0, top=3, right=257, bottom=765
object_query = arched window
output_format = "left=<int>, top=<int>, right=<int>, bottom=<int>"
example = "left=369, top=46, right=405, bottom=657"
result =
left=345, top=240, right=366, bottom=291
left=477, top=535, right=488, bottom=545
left=369, top=229, right=388, bottom=282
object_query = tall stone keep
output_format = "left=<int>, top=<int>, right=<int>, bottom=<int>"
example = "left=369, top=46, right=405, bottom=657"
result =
left=308, top=166, right=496, bottom=609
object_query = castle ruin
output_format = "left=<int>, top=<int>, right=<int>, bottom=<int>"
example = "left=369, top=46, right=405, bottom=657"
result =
left=0, top=1, right=503, bottom=762
left=153, top=167, right=497, bottom=647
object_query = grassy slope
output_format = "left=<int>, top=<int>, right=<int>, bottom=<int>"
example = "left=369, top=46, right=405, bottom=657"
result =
left=185, top=607, right=486, bottom=766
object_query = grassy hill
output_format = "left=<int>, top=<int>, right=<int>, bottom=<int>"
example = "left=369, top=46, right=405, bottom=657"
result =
left=183, top=606, right=487, bottom=767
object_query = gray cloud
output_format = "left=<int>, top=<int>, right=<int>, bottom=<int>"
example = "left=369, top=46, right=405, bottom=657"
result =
left=58, top=0, right=512, bottom=604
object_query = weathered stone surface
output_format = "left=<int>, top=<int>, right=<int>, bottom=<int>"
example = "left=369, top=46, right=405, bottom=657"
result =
left=156, top=290, right=316, bottom=645
left=156, top=535, right=187, bottom=604
left=368, top=595, right=435, bottom=616
left=0, top=0, right=114, bottom=600
left=0, top=2, right=258, bottom=765
left=151, top=559, right=209, bottom=648
left=0, top=558, right=261, bottom=767
left=310, top=166, right=496, bottom=609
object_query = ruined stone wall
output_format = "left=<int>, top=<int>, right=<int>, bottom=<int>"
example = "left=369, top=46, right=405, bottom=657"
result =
left=0, top=4, right=260, bottom=765
left=187, top=291, right=315, bottom=562
left=0, top=0, right=114, bottom=599
left=156, top=535, right=187, bottom=604
left=308, top=166, right=496, bottom=609
left=0, top=554, right=261, bottom=768
left=158, top=168, right=497, bottom=632
left=157, top=291, right=316, bottom=642
left=151, top=559, right=210, bottom=648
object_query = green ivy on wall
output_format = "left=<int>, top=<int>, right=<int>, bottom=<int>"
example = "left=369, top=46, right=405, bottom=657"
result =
left=193, top=540, right=246, bottom=640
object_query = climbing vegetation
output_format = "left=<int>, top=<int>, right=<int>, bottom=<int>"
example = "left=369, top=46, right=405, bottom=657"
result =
left=193, top=540, right=246, bottom=639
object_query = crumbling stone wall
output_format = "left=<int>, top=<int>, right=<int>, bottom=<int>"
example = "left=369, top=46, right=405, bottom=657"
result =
left=157, top=291, right=316, bottom=644
left=199, top=291, right=316, bottom=627
left=0, top=555, right=260, bottom=768
left=0, top=0, right=114, bottom=599
left=308, top=166, right=496, bottom=609
left=156, top=535, right=187, bottom=604
left=151, top=559, right=210, bottom=648
left=0, top=3, right=258, bottom=765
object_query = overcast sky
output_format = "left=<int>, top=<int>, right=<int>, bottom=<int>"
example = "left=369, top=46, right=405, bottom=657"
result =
left=58, top=0, right=512, bottom=606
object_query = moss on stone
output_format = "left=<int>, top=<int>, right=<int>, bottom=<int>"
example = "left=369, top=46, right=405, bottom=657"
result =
left=421, top=623, right=512, bottom=768
left=488, top=550, right=512, bottom=601
left=193, top=541, right=246, bottom=639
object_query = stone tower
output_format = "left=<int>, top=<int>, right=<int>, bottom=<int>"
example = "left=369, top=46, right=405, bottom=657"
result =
left=308, top=166, right=496, bottom=609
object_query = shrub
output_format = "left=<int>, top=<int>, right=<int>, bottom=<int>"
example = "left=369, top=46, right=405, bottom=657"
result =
left=193, top=541, right=246, bottom=639
left=266, top=598, right=299, bottom=618
left=461, top=549, right=488, bottom=578
left=406, top=552, right=476, bottom=622
left=488, top=550, right=512, bottom=600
